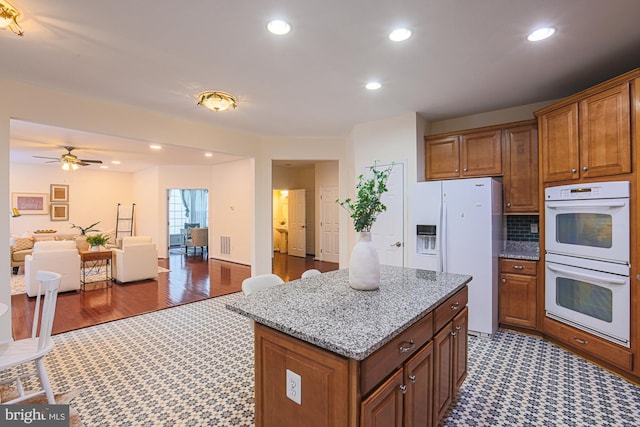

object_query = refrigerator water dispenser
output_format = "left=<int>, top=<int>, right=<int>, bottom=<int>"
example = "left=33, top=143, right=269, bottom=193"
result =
left=416, top=224, right=437, bottom=253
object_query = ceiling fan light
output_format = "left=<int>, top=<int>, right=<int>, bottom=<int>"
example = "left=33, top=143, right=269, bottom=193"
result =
left=71, top=163, right=79, bottom=171
left=61, top=161, right=71, bottom=171
left=197, top=91, right=238, bottom=112
left=0, top=0, right=24, bottom=36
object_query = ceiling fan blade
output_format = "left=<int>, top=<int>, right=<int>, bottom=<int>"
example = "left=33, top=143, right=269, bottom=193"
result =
left=33, top=155, right=60, bottom=161
left=79, top=159, right=103, bottom=164
left=77, top=162, right=91, bottom=166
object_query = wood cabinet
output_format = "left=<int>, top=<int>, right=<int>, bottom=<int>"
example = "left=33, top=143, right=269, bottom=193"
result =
left=499, top=259, right=537, bottom=329
left=361, top=343, right=434, bottom=427
left=433, top=307, right=468, bottom=425
left=425, top=130, right=501, bottom=179
left=503, top=123, right=538, bottom=214
left=538, top=81, right=631, bottom=183
left=253, top=286, right=469, bottom=427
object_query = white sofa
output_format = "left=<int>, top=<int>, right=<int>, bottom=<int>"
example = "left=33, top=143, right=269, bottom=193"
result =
left=24, top=240, right=81, bottom=297
left=111, top=236, right=158, bottom=283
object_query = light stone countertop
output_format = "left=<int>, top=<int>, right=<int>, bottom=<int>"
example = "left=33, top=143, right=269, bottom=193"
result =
left=226, top=265, right=471, bottom=360
left=499, top=241, right=540, bottom=261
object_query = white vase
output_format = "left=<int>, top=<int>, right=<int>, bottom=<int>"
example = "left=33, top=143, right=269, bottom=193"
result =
left=349, top=231, right=380, bottom=291
left=90, top=245, right=100, bottom=252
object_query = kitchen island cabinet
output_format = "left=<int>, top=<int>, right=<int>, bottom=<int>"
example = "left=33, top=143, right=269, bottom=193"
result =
left=227, top=266, right=471, bottom=427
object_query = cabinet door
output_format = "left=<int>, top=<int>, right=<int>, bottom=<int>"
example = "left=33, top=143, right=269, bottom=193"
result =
left=361, top=369, right=404, bottom=427
left=452, top=307, right=468, bottom=390
left=404, top=342, right=434, bottom=427
left=460, top=130, right=502, bottom=177
left=579, top=82, right=631, bottom=178
left=425, top=136, right=460, bottom=179
left=540, top=103, right=579, bottom=182
left=432, top=323, right=453, bottom=425
left=503, top=124, right=538, bottom=213
left=499, top=273, right=537, bottom=329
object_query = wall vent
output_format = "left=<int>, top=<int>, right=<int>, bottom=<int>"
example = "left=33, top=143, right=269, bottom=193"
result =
left=220, top=236, right=231, bottom=255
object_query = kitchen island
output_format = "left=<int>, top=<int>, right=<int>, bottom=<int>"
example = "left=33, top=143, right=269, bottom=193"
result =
left=226, top=265, right=471, bottom=427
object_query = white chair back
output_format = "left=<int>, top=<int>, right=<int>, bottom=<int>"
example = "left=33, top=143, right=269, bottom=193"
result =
left=301, top=269, right=321, bottom=279
left=33, top=271, right=62, bottom=352
left=242, top=274, right=284, bottom=296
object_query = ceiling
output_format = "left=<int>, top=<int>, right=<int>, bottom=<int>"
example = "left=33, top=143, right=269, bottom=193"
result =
left=3, top=1, right=640, bottom=171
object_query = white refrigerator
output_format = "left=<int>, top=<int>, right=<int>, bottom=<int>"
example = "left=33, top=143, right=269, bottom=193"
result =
left=411, top=177, right=502, bottom=337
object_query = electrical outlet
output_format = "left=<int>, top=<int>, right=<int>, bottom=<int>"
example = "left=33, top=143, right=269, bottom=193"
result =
left=286, top=369, right=301, bottom=405
left=530, top=223, right=539, bottom=234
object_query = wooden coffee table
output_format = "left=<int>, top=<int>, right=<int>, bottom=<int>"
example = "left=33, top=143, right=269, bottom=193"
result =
left=80, top=250, right=113, bottom=290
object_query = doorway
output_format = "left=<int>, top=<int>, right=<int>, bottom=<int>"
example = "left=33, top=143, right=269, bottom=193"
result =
left=167, top=188, right=209, bottom=253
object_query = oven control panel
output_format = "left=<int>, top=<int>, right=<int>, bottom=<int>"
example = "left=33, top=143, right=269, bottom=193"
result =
left=545, top=181, right=629, bottom=201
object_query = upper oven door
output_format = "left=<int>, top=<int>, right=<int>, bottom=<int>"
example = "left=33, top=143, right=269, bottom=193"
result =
left=545, top=197, right=630, bottom=264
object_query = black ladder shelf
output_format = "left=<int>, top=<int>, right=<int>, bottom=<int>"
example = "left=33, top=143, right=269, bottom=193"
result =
left=116, top=203, right=135, bottom=241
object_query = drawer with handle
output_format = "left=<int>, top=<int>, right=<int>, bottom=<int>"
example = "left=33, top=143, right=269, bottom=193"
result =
left=434, top=286, right=468, bottom=333
left=500, top=258, right=537, bottom=276
left=360, top=312, right=433, bottom=395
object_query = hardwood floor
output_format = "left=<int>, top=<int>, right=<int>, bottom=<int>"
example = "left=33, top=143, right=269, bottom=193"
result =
left=10, top=251, right=338, bottom=340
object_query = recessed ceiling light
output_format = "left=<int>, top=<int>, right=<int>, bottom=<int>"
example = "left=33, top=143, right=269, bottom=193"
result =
left=150, top=144, right=162, bottom=150
left=365, top=82, right=382, bottom=90
left=111, top=160, right=121, bottom=164
left=527, top=27, right=556, bottom=42
left=389, top=28, right=412, bottom=42
left=100, top=165, right=108, bottom=169
left=267, top=19, right=291, bottom=35
left=205, top=152, right=213, bottom=157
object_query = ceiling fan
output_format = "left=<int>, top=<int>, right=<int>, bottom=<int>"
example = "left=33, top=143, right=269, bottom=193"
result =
left=33, top=146, right=103, bottom=169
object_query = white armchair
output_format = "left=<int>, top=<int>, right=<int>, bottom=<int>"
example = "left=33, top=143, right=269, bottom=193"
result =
left=24, top=240, right=81, bottom=297
left=111, top=236, right=158, bottom=283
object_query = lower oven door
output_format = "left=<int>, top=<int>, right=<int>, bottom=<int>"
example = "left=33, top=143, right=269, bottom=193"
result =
left=545, top=254, right=630, bottom=347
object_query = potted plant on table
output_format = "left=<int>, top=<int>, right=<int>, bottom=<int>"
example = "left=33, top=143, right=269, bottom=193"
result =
left=337, top=162, right=393, bottom=290
left=85, top=233, right=110, bottom=252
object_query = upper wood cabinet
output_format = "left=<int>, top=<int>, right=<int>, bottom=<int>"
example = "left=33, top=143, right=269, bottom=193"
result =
left=425, top=136, right=460, bottom=179
left=425, top=129, right=501, bottom=179
left=503, top=123, right=538, bottom=214
left=460, top=130, right=502, bottom=177
left=538, top=80, right=631, bottom=183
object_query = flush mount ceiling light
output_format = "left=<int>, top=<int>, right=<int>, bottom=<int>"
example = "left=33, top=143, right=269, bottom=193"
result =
left=0, top=0, right=23, bottom=36
left=527, top=27, right=556, bottom=42
left=389, top=28, right=412, bottom=42
left=197, top=91, right=238, bottom=112
left=267, top=19, right=291, bottom=35
left=365, top=81, right=382, bottom=90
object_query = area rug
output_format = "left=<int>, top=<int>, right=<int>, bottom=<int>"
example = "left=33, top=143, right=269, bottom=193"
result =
left=0, top=385, right=84, bottom=427
left=10, top=266, right=171, bottom=295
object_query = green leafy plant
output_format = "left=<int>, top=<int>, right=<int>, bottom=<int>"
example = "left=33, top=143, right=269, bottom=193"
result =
left=336, top=162, right=394, bottom=232
left=70, top=221, right=101, bottom=235
left=85, top=233, right=109, bottom=247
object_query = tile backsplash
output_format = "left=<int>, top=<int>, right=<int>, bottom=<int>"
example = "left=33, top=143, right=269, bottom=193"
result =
left=506, top=215, right=539, bottom=242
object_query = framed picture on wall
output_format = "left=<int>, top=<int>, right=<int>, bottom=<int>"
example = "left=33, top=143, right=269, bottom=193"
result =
left=11, top=192, right=49, bottom=215
left=50, top=203, right=69, bottom=221
left=50, top=184, right=69, bottom=202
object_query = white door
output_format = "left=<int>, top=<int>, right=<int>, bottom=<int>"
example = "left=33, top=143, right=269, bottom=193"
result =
left=320, top=185, right=340, bottom=263
left=288, top=189, right=306, bottom=257
left=369, top=162, right=405, bottom=267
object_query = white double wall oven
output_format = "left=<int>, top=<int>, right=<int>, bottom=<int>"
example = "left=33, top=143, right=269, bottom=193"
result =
left=544, top=181, right=631, bottom=347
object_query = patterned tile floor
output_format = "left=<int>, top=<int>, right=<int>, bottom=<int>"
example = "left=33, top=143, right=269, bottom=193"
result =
left=2, top=293, right=639, bottom=426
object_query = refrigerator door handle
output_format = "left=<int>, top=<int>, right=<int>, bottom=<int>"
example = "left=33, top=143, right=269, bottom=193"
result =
left=441, top=201, right=447, bottom=272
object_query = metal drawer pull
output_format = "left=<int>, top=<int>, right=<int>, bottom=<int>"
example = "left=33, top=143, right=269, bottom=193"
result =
left=399, top=339, right=415, bottom=353
left=451, top=302, right=460, bottom=310
left=409, top=375, right=416, bottom=384
left=512, top=265, right=525, bottom=270
left=573, top=336, right=589, bottom=345
left=400, top=384, right=407, bottom=394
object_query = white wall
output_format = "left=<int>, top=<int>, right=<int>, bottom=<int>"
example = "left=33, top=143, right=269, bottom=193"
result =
left=210, top=158, right=254, bottom=265
left=10, top=164, right=133, bottom=237
left=346, top=113, right=419, bottom=266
